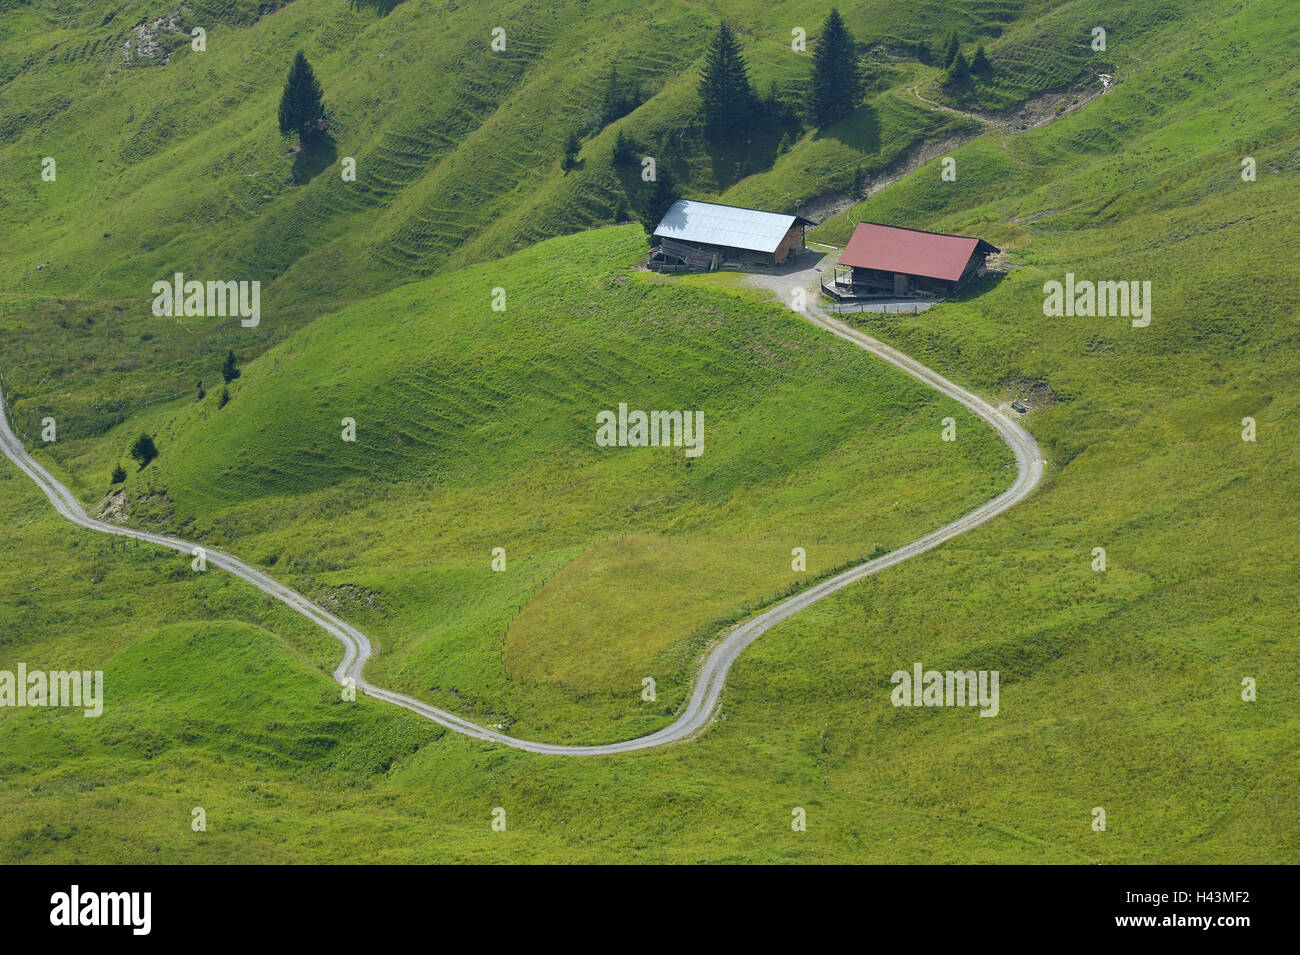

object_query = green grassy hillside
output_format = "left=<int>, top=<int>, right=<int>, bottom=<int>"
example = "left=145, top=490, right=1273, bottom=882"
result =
left=1, top=0, right=1297, bottom=863
left=0, top=0, right=1119, bottom=438
left=11, top=225, right=1009, bottom=741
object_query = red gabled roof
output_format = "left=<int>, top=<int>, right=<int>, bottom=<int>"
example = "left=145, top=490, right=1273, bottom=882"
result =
left=839, top=222, right=997, bottom=282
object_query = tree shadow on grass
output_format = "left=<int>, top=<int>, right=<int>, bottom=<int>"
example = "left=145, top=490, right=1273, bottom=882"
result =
left=703, top=113, right=802, bottom=192
left=349, top=0, right=408, bottom=14
left=947, top=269, right=1006, bottom=303
left=812, top=102, right=880, bottom=153
left=291, top=133, right=337, bottom=185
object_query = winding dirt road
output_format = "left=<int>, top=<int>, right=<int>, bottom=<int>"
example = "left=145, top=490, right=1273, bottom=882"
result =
left=0, top=289, right=1043, bottom=755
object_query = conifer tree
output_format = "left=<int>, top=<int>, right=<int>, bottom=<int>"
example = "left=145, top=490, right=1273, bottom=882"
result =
left=601, top=66, right=637, bottom=124
left=942, top=31, right=960, bottom=69
left=221, top=349, right=241, bottom=384
left=946, top=51, right=971, bottom=85
left=613, top=129, right=636, bottom=165
left=278, top=51, right=325, bottom=142
left=698, top=23, right=754, bottom=138
left=637, top=164, right=678, bottom=234
left=811, top=8, right=863, bottom=127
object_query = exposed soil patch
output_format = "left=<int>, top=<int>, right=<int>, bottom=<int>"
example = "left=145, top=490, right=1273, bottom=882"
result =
left=801, top=73, right=1109, bottom=227
left=317, top=583, right=381, bottom=611
left=801, top=129, right=983, bottom=225
left=991, top=73, right=1112, bottom=132
left=94, top=487, right=181, bottom=534
left=122, top=14, right=186, bottom=66
left=1010, top=207, right=1058, bottom=224
left=866, top=43, right=919, bottom=61
left=984, top=251, right=1018, bottom=272
left=1001, top=376, right=1062, bottom=409
left=96, top=488, right=130, bottom=523
left=911, top=71, right=1111, bottom=133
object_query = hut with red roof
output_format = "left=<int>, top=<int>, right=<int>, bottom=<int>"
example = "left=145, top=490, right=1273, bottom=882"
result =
left=826, top=222, right=999, bottom=300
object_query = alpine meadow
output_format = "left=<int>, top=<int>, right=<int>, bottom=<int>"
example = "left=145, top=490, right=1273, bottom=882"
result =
left=0, top=0, right=1296, bottom=872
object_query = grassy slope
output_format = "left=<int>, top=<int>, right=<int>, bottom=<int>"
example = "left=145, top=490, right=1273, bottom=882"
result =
left=801, top=0, right=1300, bottom=858
left=7, top=224, right=1009, bottom=742
left=0, top=0, right=1089, bottom=439
left=1, top=0, right=1297, bottom=862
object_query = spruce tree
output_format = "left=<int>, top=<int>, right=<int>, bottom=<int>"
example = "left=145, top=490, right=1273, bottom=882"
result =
left=613, top=129, right=636, bottom=165
left=637, top=164, right=677, bottom=234
left=942, top=31, right=960, bottom=69
left=604, top=67, right=620, bottom=120
left=601, top=66, right=634, bottom=124
left=278, top=51, right=325, bottom=142
left=852, top=165, right=867, bottom=199
left=221, top=349, right=241, bottom=384
left=563, top=131, right=581, bottom=169
left=946, top=51, right=971, bottom=85
left=811, top=8, right=862, bottom=127
left=971, top=44, right=992, bottom=76
left=698, top=23, right=754, bottom=138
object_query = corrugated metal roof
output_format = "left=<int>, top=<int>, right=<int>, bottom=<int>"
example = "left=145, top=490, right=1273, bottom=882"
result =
left=839, top=222, right=997, bottom=282
left=653, top=199, right=805, bottom=254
